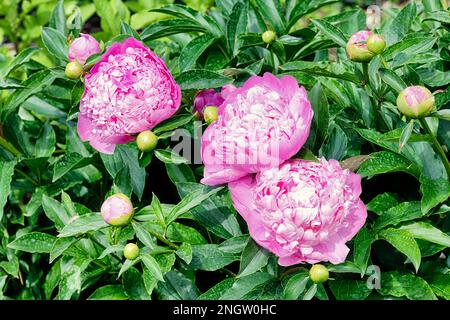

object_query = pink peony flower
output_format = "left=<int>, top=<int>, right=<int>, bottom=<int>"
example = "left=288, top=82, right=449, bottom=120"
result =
left=77, top=37, right=181, bottom=154
left=229, top=158, right=367, bottom=266
left=200, top=72, right=313, bottom=186
left=193, top=89, right=225, bottom=116
left=69, top=33, right=102, bottom=65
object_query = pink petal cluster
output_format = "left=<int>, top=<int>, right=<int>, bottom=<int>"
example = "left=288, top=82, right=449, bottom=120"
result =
left=229, top=158, right=367, bottom=266
left=193, top=89, right=224, bottom=116
left=347, top=30, right=373, bottom=46
left=69, top=33, right=102, bottom=65
left=201, top=73, right=313, bottom=185
left=77, top=37, right=181, bottom=154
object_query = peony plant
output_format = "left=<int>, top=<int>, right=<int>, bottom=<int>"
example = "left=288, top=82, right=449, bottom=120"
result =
left=0, top=0, right=449, bottom=302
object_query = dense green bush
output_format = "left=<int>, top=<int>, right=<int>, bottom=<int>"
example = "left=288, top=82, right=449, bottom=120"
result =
left=0, top=0, right=449, bottom=300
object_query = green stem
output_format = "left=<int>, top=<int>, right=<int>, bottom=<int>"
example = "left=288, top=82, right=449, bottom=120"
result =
left=147, top=229, right=179, bottom=250
left=0, top=136, right=21, bottom=157
left=420, top=118, right=450, bottom=177
left=362, top=62, right=369, bottom=86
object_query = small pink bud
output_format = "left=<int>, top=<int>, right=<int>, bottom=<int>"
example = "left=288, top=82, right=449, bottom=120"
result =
left=100, top=193, right=134, bottom=227
left=193, top=89, right=224, bottom=117
left=69, top=33, right=101, bottom=65
left=346, top=30, right=375, bottom=63
left=396, top=86, right=435, bottom=118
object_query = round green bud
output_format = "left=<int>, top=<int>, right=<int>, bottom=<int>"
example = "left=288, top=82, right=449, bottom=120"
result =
left=65, top=61, right=84, bottom=80
left=367, top=34, right=386, bottom=55
left=346, top=43, right=375, bottom=63
left=309, top=264, right=329, bottom=284
left=396, top=86, right=435, bottom=118
left=124, top=243, right=140, bottom=260
left=136, top=130, right=158, bottom=152
left=262, top=30, right=277, bottom=44
left=204, top=106, right=219, bottom=125
left=100, top=193, right=134, bottom=227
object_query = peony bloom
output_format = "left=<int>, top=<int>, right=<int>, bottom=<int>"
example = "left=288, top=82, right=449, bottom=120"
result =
left=396, top=86, right=435, bottom=118
left=78, top=37, right=181, bottom=154
left=193, top=89, right=225, bottom=116
left=69, top=33, right=102, bottom=65
left=346, top=30, right=374, bottom=62
left=201, top=72, right=313, bottom=186
left=229, top=158, right=367, bottom=266
left=101, top=193, right=134, bottom=226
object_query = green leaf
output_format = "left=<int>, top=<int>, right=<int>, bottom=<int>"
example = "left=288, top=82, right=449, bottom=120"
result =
left=167, top=223, right=207, bottom=245
left=141, top=19, right=206, bottom=41
left=141, top=254, right=165, bottom=282
left=353, top=227, right=377, bottom=274
left=430, top=109, right=450, bottom=121
left=49, top=237, right=78, bottom=263
left=0, top=256, right=19, bottom=278
left=379, top=68, right=407, bottom=94
left=153, top=114, right=194, bottom=134
left=167, top=186, right=224, bottom=224
left=157, top=269, right=199, bottom=300
left=150, top=193, right=165, bottom=226
left=88, top=285, right=128, bottom=300
left=227, top=2, right=248, bottom=56
left=58, top=213, right=108, bottom=238
left=366, top=193, right=401, bottom=215
left=42, top=194, right=71, bottom=229
left=283, top=271, right=310, bottom=300
left=303, top=283, right=317, bottom=300
left=287, top=0, right=339, bottom=30
left=165, top=163, right=195, bottom=184
left=189, top=244, right=239, bottom=271
left=379, top=228, right=421, bottom=272
left=0, top=160, right=16, bottom=221
left=311, top=19, right=347, bottom=47
left=131, top=222, right=155, bottom=249
left=373, top=201, right=423, bottom=231
left=220, top=272, right=274, bottom=300
left=118, top=258, right=140, bottom=278
left=238, top=239, right=270, bottom=278
left=197, top=278, right=235, bottom=300
left=3, top=48, right=40, bottom=78
left=176, top=182, right=242, bottom=239
left=428, top=274, right=450, bottom=300
left=319, top=123, right=347, bottom=161
left=8, top=232, right=56, bottom=253
left=307, top=81, right=329, bottom=151
left=385, top=2, right=417, bottom=45
left=377, top=271, right=436, bottom=300
left=176, top=243, right=193, bottom=264
left=1, top=70, right=57, bottom=121
left=281, top=61, right=359, bottom=83
left=52, top=153, right=92, bottom=182
left=253, top=0, right=284, bottom=34
left=41, top=27, right=69, bottom=62
left=154, top=149, right=188, bottom=165
left=357, top=151, right=416, bottom=178
left=101, top=145, right=146, bottom=199
left=329, top=279, right=372, bottom=300
left=98, top=244, right=124, bottom=259
left=122, top=267, right=150, bottom=300
left=176, top=69, right=233, bottom=90
left=35, top=122, right=56, bottom=158
left=398, top=120, right=415, bottom=152
left=399, top=222, right=450, bottom=247
left=49, top=0, right=66, bottom=35
left=180, top=33, right=217, bottom=72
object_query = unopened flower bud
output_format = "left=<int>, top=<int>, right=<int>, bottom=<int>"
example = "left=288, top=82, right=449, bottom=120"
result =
left=346, top=31, right=375, bottom=63
left=396, top=86, right=435, bottom=118
left=69, top=33, right=101, bottom=65
left=204, top=106, right=218, bottom=125
left=123, top=243, right=140, bottom=260
left=309, top=264, right=329, bottom=284
left=367, top=34, right=386, bottom=55
left=65, top=61, right=84, bottom=80
left=136, top=130, right=158, bottom=152
left=262, top=30, right=277, bottom=44
left=100, top=193, right=134, bottom=227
